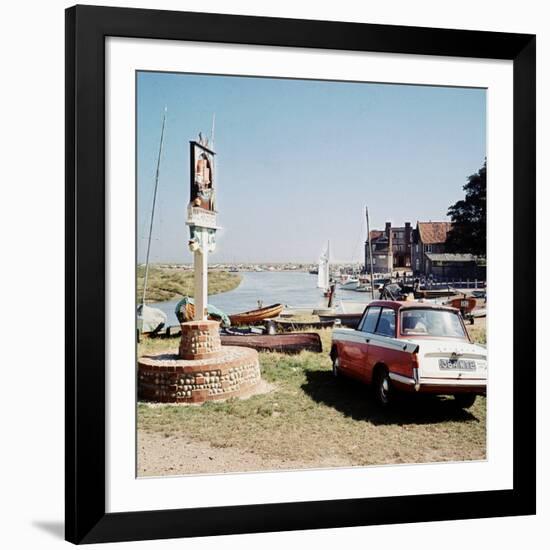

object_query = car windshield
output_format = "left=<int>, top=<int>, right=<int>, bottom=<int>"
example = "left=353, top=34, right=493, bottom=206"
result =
left=401, top=309, right=467, bottom=338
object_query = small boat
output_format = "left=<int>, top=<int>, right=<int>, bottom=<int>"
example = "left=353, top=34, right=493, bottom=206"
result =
left=220, top=332, right=322, bottom=354
left=317, top=312, right=362, bottom=328
left=273, top=318, right=337, bottom=331
left=354, top=284, right=372, bottom=292
left=417, top=288, right=457, bottom=299
left=339, top=278, right=359, bottom=290
left=229, top=303, right=284, bottom=326
left=137, top=304, right=168, bottom=334
left=175, top=296, right=231, bottom=326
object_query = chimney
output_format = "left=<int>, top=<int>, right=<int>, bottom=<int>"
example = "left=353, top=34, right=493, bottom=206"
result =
left=405, top=222, right=412, bottom=243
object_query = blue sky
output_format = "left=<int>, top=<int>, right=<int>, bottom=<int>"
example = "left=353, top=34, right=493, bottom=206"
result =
left=137, top=72, right=485, bottom=264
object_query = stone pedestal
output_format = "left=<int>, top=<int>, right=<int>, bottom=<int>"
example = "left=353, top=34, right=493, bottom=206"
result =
left=179, top=320, right=221, bottom=360
left=138, top=346, right=261, bottom=404
left=138, top=320, right=262, bottom=404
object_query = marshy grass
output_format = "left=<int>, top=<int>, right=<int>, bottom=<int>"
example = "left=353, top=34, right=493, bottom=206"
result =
left=137, top=265, right=241, bottom=303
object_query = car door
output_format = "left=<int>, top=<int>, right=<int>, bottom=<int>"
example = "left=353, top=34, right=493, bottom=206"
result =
left=364, top=307, right=398, bottom=382
left=346, top=306, right=381, bottom=380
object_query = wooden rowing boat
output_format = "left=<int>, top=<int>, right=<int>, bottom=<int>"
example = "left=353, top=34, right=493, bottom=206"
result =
left=220, top=332, right=322, bottom=354
left=229, top=303, right=284, bottom=326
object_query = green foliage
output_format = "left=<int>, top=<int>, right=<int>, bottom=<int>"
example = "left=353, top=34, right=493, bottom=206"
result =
left=446, top=161, right=487, bottom=255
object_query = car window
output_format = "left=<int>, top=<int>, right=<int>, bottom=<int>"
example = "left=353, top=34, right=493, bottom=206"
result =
left=359, top=307, right=381, bottom=333
left=401, top=309, right=466, bottom=338
left=375, top=308, right=396, bottom=337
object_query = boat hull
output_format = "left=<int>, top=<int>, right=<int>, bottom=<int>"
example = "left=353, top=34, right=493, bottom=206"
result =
left=229, top=303, right=284, bottom=326
left=220, top=332, right=322, bottom=354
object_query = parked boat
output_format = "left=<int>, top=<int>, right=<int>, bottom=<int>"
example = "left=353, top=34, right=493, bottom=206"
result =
left=273, top=318, right=337, bottom=331
left=417, top=288, right=457, bottom=299
left=229, top=303, right=284, bottom=326
left=318, top=312, right=362, bottom=328
left=339, top=277, right=359, bottom=290
left=354, top=284, right=372, bottom=292
left=138, top=304, right=167, bottom=334
left=175, top=296, right=231, bottom=326
left=220, top=332, right=322, bottom=354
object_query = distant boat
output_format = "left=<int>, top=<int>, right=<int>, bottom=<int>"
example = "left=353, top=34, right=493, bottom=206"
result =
left=339, top=277, right=359, bottom=290
left=229, top=303, right=284, bottom=326
left=317, top=241, right=330, bottom=292
left=354, top=284, right=372, bottom=292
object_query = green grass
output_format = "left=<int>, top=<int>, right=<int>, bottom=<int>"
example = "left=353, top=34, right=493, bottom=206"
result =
left=137, top=265, right=241, bottom=303
left=138, top=327, right=487, bottom=467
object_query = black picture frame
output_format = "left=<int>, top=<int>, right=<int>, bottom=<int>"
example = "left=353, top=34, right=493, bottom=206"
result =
left=65, top=4, right=536, bottom=544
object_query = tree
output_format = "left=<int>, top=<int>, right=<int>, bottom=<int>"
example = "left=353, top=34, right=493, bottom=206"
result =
left=446, top=161, right=486, bottom=256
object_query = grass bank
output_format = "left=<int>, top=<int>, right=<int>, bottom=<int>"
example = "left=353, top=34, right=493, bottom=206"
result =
left=137, top=325, right=486, bottom=473
left=137, top=265, right=241, bottom=303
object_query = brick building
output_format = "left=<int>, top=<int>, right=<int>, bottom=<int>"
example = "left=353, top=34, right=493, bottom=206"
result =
left=364, top=221, right=412, bottom=273
left=411, top=221, right=452, bottom=275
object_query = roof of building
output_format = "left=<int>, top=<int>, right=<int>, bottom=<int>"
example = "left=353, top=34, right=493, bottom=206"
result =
left=425, top=253, right=476, bottom=263
left=417, top=222, right=451, bottom=244
left=368, top=230, right=385, bottom=241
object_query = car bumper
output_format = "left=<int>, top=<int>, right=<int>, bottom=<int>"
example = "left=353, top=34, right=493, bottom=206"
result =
left=388, top=372, right=486, bottom=395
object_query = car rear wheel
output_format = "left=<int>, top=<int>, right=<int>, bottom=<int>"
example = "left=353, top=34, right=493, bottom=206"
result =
left=374, top=368, right=393, bottom=406
left=332, top=354, right=340, bottom=377
left=453, top=393, right=476, bottom=409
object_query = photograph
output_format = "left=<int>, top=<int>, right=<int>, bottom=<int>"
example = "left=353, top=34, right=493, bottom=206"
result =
left=135, top=71, right=488, bottom=478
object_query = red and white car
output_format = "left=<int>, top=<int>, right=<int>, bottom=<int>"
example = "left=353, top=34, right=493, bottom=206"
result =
left=330, top=300, right=487, bottom=408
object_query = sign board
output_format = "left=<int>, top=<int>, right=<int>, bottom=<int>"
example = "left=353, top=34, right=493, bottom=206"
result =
left=188, top=139, right=216, bottom=219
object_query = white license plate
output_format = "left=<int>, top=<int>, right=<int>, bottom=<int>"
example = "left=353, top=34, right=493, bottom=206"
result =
left=439, top=358, right=476, bottom=371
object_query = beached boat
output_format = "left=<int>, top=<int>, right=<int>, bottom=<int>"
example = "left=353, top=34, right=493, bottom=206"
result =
left=273, top=318, right=337, bottom=331
left=175, top=296, right=231, bottom=326
left=220, top=332, right=322, bottom=354
left=229, top=303, right=284, bottom=326
left=317, top=312, right=362, bottom=328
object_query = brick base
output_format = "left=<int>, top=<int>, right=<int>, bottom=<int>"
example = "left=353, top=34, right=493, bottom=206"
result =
left=179, top=320, right=222, bottom=360
left=138, top=346, right=261, bottom=404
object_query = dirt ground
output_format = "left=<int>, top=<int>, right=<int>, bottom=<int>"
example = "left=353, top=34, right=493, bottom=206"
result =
left=137, top=431, right=353, bottom=477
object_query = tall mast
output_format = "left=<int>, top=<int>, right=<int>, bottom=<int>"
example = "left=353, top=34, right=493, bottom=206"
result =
left=210, top=112, right=216, bottom=149
left=141, top=106, right=167, bottom=307
left=327, top=240, right=330, bottom=288
left=365, top=206, right=375, bottom=300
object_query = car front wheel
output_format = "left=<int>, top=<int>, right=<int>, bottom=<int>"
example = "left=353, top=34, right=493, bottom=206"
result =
left=453, top=393, right=476, bottom=409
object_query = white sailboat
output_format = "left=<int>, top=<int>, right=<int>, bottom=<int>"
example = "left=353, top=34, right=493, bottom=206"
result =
left=317, top=241, right=330, bottom=291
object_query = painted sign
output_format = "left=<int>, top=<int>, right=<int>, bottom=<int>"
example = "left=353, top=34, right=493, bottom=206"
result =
left=187, top=135, right=218, bottom=253
left=189, top=136, right=216, bottom=213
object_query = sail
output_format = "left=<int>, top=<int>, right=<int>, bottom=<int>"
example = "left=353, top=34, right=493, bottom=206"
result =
left=317, top=242, right=330, bottom=290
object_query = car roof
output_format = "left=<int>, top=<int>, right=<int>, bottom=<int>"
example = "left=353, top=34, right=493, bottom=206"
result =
left=367, top=300, right=459, bottom=313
